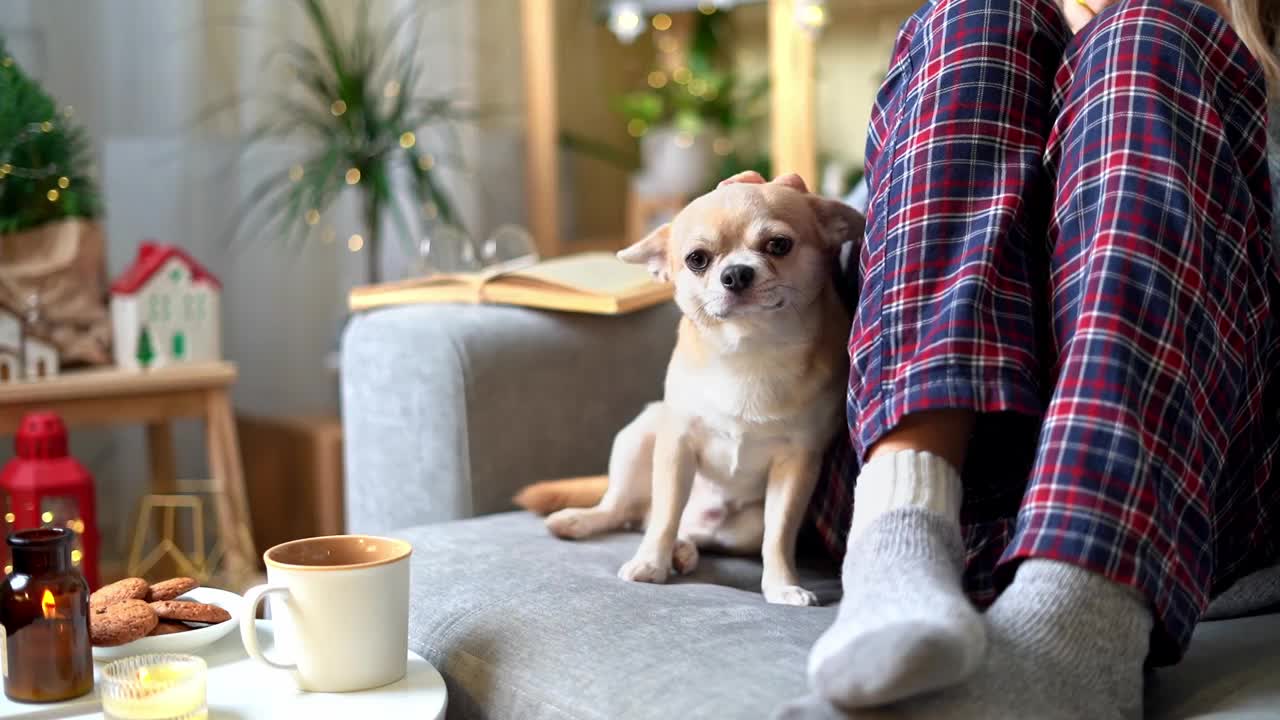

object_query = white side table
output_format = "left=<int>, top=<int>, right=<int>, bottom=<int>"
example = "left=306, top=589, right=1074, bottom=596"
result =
left=0, top=622, right=447, bottom=719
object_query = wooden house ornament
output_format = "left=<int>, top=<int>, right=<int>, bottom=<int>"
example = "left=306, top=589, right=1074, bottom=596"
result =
left=0, top=301, right=61, bottom=382
left=110, top=242, right=221, bottom=371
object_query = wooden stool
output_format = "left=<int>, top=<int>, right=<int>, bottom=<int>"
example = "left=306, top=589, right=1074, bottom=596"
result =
left=0, top=361, right=256, bottom=588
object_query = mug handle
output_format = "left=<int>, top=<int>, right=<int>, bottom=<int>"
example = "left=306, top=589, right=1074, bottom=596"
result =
left=240, top=584, right=297, bottom=671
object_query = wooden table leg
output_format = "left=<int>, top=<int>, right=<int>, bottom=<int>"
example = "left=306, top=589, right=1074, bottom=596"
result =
left=211, top=391, right=256, bottom=571
left=204, top=389, right=256, bottom=587
left=145, top=422, right=178, bottom=579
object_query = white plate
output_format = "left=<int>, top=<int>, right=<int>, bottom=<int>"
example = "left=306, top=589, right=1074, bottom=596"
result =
left=91, top=586, right=240, bottom=661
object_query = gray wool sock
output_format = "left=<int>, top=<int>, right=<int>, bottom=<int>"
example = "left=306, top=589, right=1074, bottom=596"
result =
left=808, top=451, right=986, bottom=709
left=890, top=559, right=1153, bottom=720
left=774, top=560, right=1154, bottom=720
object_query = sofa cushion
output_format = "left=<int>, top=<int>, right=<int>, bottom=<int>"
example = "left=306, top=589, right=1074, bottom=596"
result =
left=398, top=512, right=1280, bottom=720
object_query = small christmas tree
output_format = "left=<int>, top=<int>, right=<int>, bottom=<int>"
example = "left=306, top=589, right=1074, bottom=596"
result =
left=0, top=37, right=100, bottom=235
left=136, top=326, right=155, bottom=369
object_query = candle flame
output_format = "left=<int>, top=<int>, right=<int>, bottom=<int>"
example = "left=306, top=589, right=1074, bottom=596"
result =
left=41, top=589, right=56, bottom=619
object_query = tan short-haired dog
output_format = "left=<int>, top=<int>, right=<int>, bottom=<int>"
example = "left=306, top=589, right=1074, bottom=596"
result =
left=526, top=174, right=862, bottom=605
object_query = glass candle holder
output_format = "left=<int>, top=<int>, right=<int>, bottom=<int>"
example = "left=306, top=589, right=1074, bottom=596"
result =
left=101, top=654, right=207, bottom=720
left=0, top=527, right=93, bottom=703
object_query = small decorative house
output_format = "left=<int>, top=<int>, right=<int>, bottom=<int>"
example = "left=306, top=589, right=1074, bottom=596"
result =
left=0, top=305, right=20, bottom=382
left=0, top=301, right=61, bottom=383
left=110, top=242, right=221, bottom=371
left=22, top=331, right=58, bottom=380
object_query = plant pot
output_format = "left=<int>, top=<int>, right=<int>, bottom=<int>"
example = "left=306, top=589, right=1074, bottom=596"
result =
left=632, top=125, right=717, bottom=198
left=0, top=219, right=112, bottom=367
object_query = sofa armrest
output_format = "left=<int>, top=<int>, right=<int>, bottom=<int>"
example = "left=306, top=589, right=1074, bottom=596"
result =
left=340, top=301, right=680, bottom=534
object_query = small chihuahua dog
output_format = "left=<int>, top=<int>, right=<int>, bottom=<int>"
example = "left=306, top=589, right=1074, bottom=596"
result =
left=520, top=173, right=862, bottom=606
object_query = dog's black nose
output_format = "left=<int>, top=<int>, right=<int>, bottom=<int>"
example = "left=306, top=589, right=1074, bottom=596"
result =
left=720, top=265, right=755, bottom=293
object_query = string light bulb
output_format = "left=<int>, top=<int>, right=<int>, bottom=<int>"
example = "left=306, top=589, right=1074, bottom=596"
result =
left=330, top=99, right=348, bottom=116
left=4, top=513, right=13, bottom=523
left=608, top=2, right=645, bottom=44
left=647, top=71, right=668, bottom=89
left=399, top=131, right=416, bottom=149
left=71, top=549, right=83, bottom=564
left=41, top=511, right=53, bottom=523
left=627, top=119, right=648, bottom=138
left=698, top=1, right=717, bottom=14
left=305, top=209, right=321, bottom=225
left=418, top=154, right=435, bottom=171
left=672, top=67, right=691, bottom=85
left=345, top=167, right=361, bottom=185
left=40, top=121, right=53, bottom=132
left=289, top=165, right=304, bottom=182
left=57, top=176, right=69, bottom=189
left=652, top=13, right=672, bottom=31
left=46, top=189, right=59, bottom=202
left=794, top=0, right=828, bottom=35
left=348, top=234, right=364, bottom=252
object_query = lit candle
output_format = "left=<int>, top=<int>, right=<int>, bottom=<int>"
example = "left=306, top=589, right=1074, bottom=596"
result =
left=100, top=654, right=207, bottom=720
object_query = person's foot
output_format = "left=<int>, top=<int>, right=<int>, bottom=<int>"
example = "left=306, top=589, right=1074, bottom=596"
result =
left=884, top=559, right=1152, bottom=719
left=808, top=506, right=986, bottom=709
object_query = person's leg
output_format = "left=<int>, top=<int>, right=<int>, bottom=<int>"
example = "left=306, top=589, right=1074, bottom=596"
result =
left=800, top=0, right=1070, bottom=709
left=870, top=0, right=1279, bottom=717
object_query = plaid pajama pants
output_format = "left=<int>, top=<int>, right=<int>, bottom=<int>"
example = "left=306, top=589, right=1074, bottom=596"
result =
left=803, top=0, right=1280, bottom=663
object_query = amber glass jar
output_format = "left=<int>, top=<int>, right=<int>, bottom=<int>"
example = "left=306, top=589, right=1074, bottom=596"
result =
left=1, top=528, right=93, bottom=703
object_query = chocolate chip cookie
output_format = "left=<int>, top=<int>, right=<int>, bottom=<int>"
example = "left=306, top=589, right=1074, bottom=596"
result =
left=149, top=600, right=230, bottom=625
left=89, top=577, right=150, bottom=612
left=90, top=599, right=159, bottom=646
left=147, top=577, right=199, bottom=602
left=147, top=620, right=195, bottom=636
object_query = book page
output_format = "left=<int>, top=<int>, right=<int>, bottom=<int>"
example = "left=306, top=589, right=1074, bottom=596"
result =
left=505, top=252, right=656, bottom=296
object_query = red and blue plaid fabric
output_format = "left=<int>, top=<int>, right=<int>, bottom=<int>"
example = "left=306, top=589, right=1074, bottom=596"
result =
left=805, top=0, right=1280, bottom=663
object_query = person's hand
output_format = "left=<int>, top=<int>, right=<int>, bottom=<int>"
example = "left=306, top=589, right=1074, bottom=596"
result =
left=718, top=171, right=810, bottom=193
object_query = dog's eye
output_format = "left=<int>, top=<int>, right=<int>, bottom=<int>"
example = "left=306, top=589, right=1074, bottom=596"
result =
left=685, top=250, right=710, bottom=273
left=765, top=236, right=793, bottom=257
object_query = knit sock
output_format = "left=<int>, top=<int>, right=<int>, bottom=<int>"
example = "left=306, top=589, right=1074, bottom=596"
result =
left=774, top=560, right=1153, bottom=720
left=884, top=559, right=1153, bottom=720
left=807, top=451, right=985, bottom=709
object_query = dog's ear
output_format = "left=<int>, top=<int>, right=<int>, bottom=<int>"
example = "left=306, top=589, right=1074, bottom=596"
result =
left=770, top=172, right=810, bottom=193
left=808, top=196, right=866, bottom=250
left=617, top=223, right=672, bottom=282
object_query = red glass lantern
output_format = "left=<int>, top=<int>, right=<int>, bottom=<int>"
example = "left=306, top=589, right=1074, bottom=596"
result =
left=0, top=412, right=99, bottom=589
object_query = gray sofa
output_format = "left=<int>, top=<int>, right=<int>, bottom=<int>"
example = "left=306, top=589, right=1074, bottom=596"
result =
left=341, top=301, right=1280, bottom=719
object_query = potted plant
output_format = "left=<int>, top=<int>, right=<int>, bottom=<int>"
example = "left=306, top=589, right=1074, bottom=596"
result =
left=0, top=37, right=112, bottom=368
left=213, top=0, right=473, bottom=284
left=613, top=10, right=768, bottom=196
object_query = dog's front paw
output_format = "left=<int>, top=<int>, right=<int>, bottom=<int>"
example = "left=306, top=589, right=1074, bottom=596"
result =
left=764, top=584, right=819, bottom=607
left=618, top=556, right=671, bottom=584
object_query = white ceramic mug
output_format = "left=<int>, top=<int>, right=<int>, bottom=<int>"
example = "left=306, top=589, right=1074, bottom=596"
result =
left=239, top=535, right=412, bottom=692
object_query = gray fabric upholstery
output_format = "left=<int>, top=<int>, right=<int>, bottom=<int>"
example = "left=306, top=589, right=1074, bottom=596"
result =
left=341, top=302, right=680, bottom=534
left=395, top=512, right=1280, bottom=720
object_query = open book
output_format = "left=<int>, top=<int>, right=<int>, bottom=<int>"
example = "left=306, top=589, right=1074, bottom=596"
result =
left=348, top=252, right=673, bottom=315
